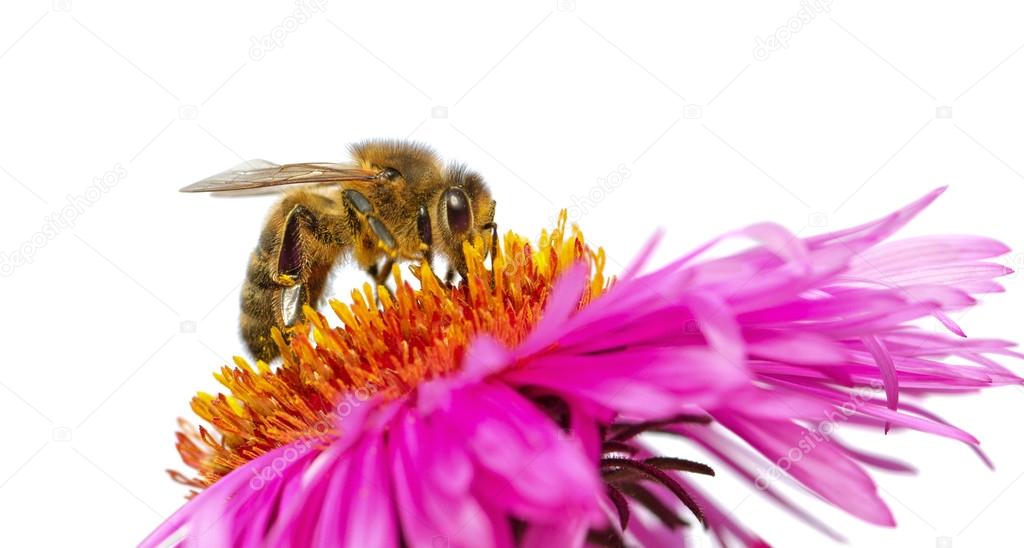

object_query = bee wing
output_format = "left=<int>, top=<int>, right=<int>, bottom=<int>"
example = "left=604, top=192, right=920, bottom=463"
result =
left=180, top=160, right=379, bottom=193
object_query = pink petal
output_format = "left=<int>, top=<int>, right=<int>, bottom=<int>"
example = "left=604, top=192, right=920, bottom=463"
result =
left=714, top=415, right=895, bottom=526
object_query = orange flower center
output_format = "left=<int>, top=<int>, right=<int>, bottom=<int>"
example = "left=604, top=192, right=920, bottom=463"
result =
left=171, top=214, right=607, bottom=490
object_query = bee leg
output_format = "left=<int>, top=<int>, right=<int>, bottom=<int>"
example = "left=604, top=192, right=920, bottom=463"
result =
left=444, top=267, right=457, bottom=286
left=277, top=205, right=306, bottom=280
left=415, top=204, right=442, bottom=284
left=373, top=257, right=396, bottom=304
left=242, top=190, right=352, bottom=363
left=277, top=201, right=352, bottom=325
left=276, top=204, right=317, bottom=327
left=367, top=213, right=399, bottom=304
left=341, top=189, right=398, bottom=304
left=483, top=222, right=499, bottom=264
left=482, top=221, right=499, bottom=287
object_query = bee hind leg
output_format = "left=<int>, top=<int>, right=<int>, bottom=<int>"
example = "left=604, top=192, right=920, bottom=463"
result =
left=276, top=201, right=347, bottom=326
left=241, top=191, right=351, bottom=363
left=275, top=204, right=317, bottom=327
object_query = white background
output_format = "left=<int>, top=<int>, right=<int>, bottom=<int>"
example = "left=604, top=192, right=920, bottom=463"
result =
left=2, top=1, right=1023, bottom=546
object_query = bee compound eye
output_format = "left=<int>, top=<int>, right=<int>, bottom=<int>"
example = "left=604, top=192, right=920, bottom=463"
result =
left=443, top=189, right=470, bottom=234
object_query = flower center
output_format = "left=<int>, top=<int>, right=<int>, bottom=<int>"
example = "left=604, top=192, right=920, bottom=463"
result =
left=173, top=214, right=607, bottom=488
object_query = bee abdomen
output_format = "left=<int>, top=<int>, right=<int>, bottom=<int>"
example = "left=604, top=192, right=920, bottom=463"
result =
left=239, top=309, right=278, bottom=363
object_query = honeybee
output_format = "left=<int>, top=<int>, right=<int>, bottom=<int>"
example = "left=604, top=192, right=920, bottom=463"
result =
left=181, top=140, right=497, bottom=361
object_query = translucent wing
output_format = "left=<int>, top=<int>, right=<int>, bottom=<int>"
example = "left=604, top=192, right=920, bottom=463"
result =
left=180, top=160, right=379, bottom=193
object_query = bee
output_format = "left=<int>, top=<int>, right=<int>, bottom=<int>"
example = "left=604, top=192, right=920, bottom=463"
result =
left=181, top=140, right=497, bottom=362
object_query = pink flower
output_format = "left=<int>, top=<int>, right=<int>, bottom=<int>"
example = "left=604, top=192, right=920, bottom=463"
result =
left=146, top=187, right=1018, bottom=547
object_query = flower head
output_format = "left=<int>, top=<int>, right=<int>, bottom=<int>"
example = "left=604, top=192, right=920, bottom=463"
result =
left=147, top=188, right=1020, bottom=547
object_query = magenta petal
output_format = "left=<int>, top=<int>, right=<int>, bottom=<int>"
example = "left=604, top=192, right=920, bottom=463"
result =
left=715, top=415, right=895, bottom=526
left=446, top=383, right=603, bottom=521
left=741, top=221, right=810, bottom=269
left=851, top=235, right=1011, bottom=275
left=335, top=439, right=397, bottom=547
left=390, top=410, right=501, bottom=548
left=514, top=261, right=590, bottom=357
left=862, top=335, right=899, bottom=415
left=685, top=292, right=745, bottom=366
left=506, top=348, right=747, bottom=418
left=520, top=518, right=590, bottom=547
left=836, top=442, right=917, bottom=473
left=746, top=330, right=847, bottom=365
left=460, top=335, right=513, bottom=382
left=806, top=186, right=945, bottom=251
left=675, top=424, right=846, bottom=542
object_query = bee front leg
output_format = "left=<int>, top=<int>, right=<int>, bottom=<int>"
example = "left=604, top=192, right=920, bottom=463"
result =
left=415, top=203, right=443, bottom=286
left=482, top=221, right=499, bottom=288
left=483, top=221, right=499, bottom=266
